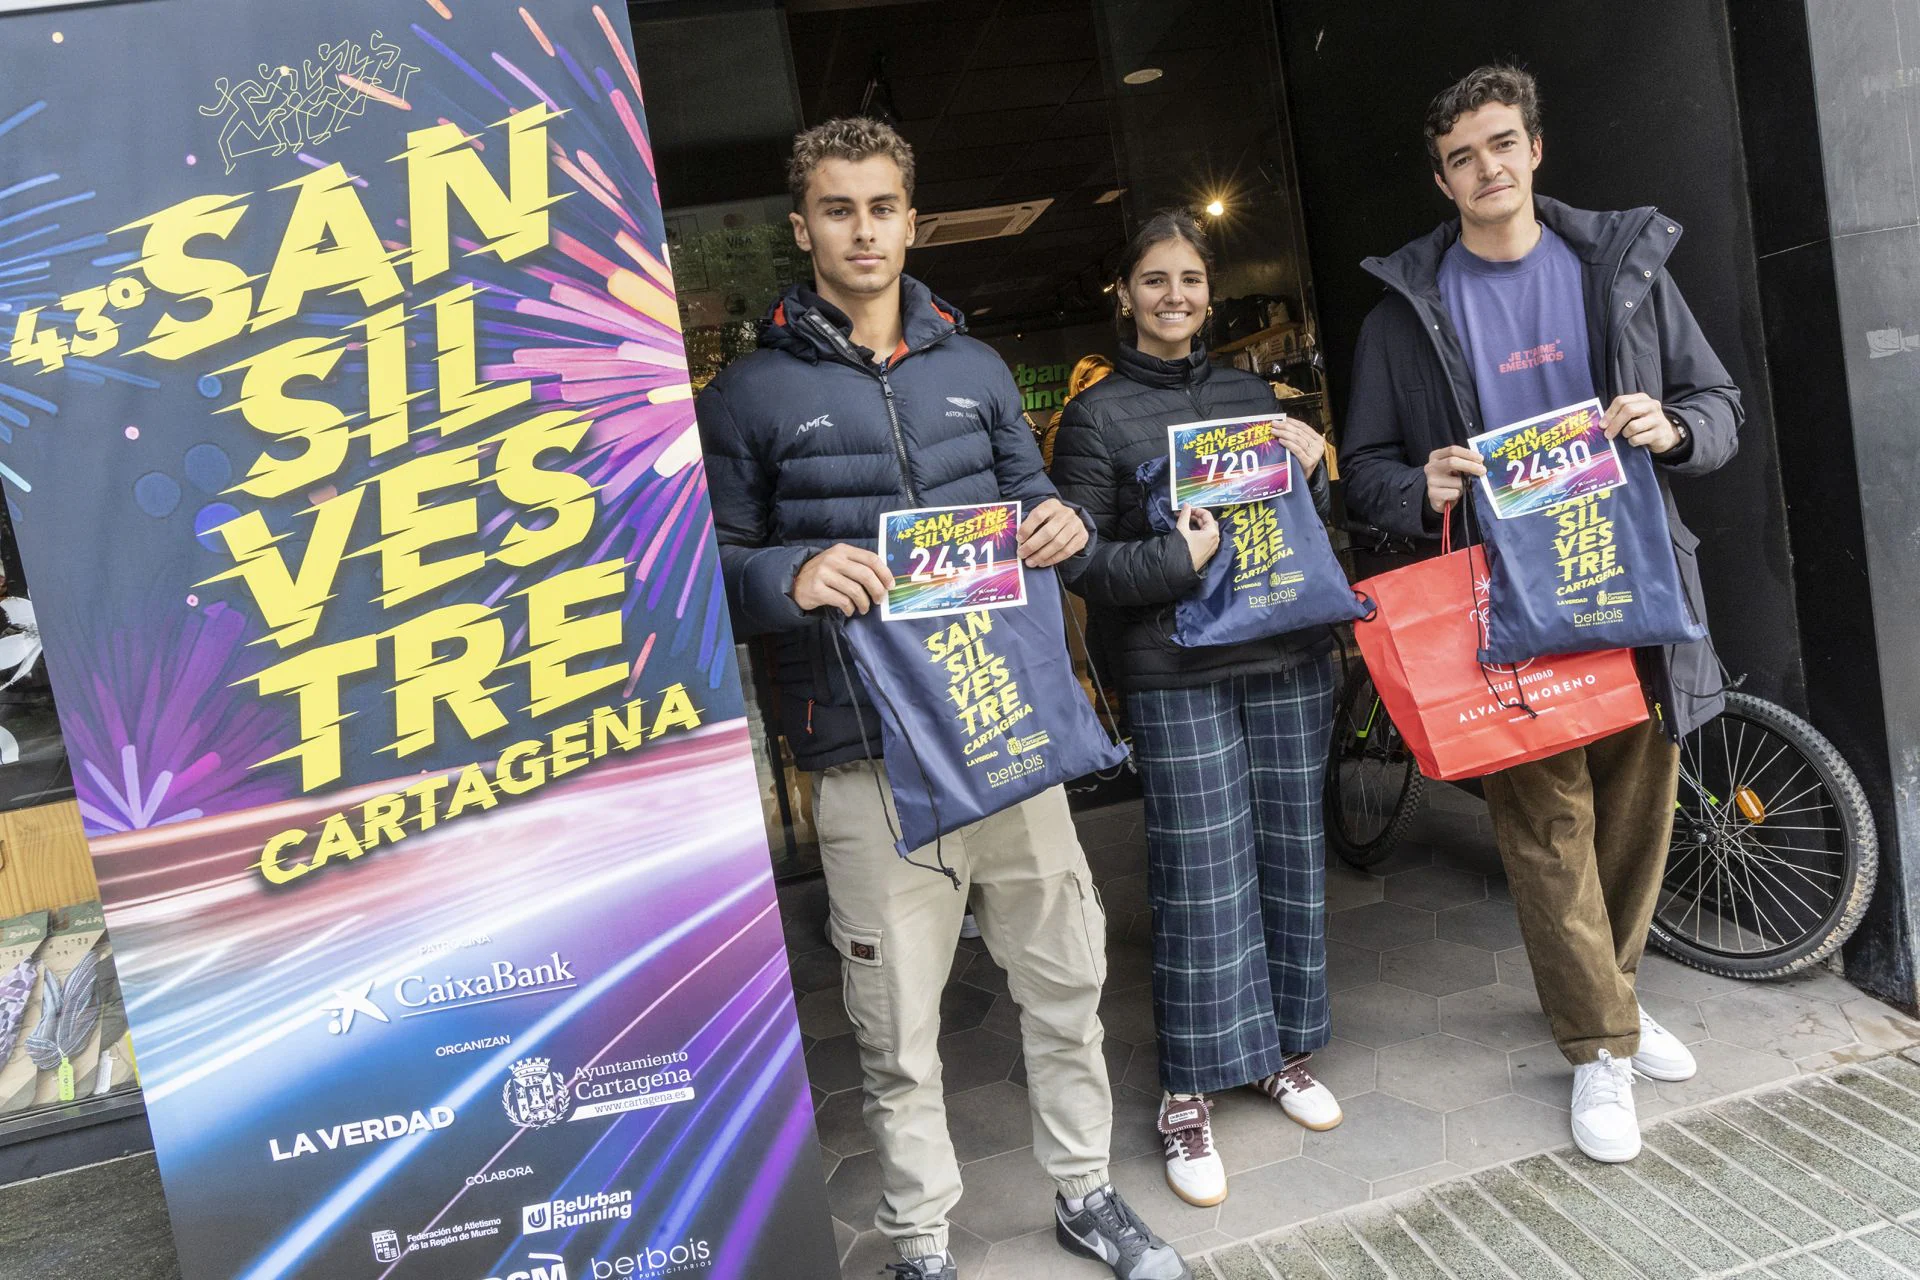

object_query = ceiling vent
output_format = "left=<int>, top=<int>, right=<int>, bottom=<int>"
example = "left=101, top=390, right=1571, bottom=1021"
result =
left=914, top=199, right=1053, bottom=248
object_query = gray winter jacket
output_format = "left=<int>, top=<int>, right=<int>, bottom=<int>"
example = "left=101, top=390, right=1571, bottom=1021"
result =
left=1341, top=196, right=1742, bottom=739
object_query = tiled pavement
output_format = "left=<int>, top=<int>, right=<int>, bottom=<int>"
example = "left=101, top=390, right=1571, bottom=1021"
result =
left=780, top=784, right=1920, bottom=1279
left=1234, top=1051, right=1920, bottom=1278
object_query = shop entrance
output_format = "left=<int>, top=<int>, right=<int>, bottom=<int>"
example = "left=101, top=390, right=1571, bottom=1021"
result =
left=631, top=0, right=1324, bottom=876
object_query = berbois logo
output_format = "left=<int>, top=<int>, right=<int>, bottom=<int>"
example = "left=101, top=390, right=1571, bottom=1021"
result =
left=523, top=1189, right=634, bottom=1234
left=503, top=1058, right=573, bottom=1128
left=591, top=1240, right=712, bottom=1279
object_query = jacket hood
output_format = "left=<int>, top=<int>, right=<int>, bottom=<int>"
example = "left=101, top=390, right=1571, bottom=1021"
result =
left=1114, top=339, right=1213, bottom=390
left=1362, top=196, right=1680, bottom=298
left=759, top=274, right=965, bottom=365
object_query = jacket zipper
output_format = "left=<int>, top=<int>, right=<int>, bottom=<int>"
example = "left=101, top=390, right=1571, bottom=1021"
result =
left=878, top=370, right=919, bottom=504
left=806, top=311, right=922, bottom=504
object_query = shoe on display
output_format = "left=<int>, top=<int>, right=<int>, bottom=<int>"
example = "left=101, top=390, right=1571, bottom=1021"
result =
left=1631, top=1004, right=1697, bottom=1082
left=1157, top=1092, right=1227, bottom=1207
left=1256, top=1054, right=1343, bottom=1131
left=1570, top=1049, right=1641, bottom=1163
left=959, top=913, right=982, bottom=940
left=885, top=1251, right=956, bottom=1279
left=1055, top=1185, right=1192, bottom=1280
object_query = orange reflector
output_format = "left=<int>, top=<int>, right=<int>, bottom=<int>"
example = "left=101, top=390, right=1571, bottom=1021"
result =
left=1735, top=787, right=1768, bottom=824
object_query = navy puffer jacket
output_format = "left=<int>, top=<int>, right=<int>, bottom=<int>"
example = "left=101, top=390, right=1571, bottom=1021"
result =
left=1050, top=341, right=1333, bottom=691
left=697, top=277, right=1076, bottom=770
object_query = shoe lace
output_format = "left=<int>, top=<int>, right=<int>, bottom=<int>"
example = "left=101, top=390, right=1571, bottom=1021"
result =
left=1574, top=1050, right=1640, bottom=1111
left=1259, top=1057, right=1317, bottom=1098
left=884, top=1261, right=941, bottom=1279
left=1083, top=1188, right=1151, bottom=1254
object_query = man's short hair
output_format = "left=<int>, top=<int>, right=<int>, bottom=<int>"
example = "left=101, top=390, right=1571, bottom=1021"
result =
left=1424, top=65, right=1541, bottom=172
left=787, top=117, right=917, bottom=209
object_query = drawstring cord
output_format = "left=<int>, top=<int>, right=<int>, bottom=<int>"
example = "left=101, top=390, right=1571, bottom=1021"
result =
left=828, top=619, right=962, bottom=890
left=1060, top=584, right=1134, bottom=773
left=1447, top=501, right=1538, bottom=720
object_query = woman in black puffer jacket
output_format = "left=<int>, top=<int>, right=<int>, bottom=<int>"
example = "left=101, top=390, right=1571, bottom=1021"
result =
left=1052, top=211, right=1342, bottom=1208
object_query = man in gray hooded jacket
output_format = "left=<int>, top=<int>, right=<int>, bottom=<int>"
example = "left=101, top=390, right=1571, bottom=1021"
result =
left=1342, top=65, right=1741, bottom=1165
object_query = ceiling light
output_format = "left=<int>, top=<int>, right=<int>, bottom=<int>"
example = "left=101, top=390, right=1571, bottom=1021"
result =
left=1094, top=188, right=1123, bottom=205
left=1122, top=68, right=1163, bottom=86
left=1205, top=199, right=1225, bottom=217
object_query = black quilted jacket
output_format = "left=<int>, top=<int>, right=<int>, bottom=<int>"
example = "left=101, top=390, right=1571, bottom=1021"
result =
left=697, top=278, right=1076, bottom=770
left=1050, top=341, right=1333, bottom=692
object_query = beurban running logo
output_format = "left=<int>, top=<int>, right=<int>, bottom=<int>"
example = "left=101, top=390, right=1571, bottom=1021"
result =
left=522, top=1190, right=634, bottom=1234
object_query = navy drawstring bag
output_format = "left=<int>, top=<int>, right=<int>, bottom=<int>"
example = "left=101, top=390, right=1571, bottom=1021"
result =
left=833, top=566, right=1130, bottom=879
left=1139, top=456, right=1368, bottom=647
left=1472, top=443, right=1705, bottom=665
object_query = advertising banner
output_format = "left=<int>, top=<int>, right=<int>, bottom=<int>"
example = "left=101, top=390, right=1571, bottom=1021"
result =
left=0, top=3, right=836, bottom=1279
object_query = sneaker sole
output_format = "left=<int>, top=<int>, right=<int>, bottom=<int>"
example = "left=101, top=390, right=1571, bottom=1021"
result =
left=1632, top=1057, right=1697, bottom=1083
left=1282, top=1107, right=1344, bottom=1132
left=1163, top=1167, right=1227, bottom=1207
left=1572, top=1129, right=1642, bottom=1163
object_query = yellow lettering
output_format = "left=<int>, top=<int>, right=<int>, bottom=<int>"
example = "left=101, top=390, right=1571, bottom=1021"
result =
left=495, top=739, right=547, bottom=795
left=258, top=828, right=310, bottom=885
left=649, top=682, right=702, bottom=738
left=251, top=635, right=381, bottom=791
left=405, top=104, right=559, bottom=286
left=201, top=488, right=365, bottom=647
left=369, top=444, right=485, bottom=608
left=124, top=193, right=257, bottom=361
left=521, top=559, right=628, bottom=717
left=254, top=163, right=403, bottom=332
left=493, top=409, right=596, bottom=566
left=444, top=763, right=498, bottom=818
left=388, top=604, right=509, bottom=758
left=222, top=336, right=351, bottom=498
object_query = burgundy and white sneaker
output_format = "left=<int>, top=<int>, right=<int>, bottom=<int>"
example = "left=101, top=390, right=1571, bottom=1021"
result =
left=1158, top=1093, right=1226, bottom=1207
left=1257, top=1055, right=1343, bottom=1131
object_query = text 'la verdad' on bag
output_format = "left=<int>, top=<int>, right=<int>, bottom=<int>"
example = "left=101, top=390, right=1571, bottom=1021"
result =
left=833, top=567, right=1130, bottom=877
left=1350, top=509, right=1648, bottom=782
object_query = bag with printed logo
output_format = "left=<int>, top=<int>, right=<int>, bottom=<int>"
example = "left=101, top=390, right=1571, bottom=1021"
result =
left=1351, top=510, right=1647, bottom=781
left=1139, top=456, right=1367, bottom=647
left=1473, top=441, right=1704, bottom=664
left=833, top=568, right=1129, bottom=873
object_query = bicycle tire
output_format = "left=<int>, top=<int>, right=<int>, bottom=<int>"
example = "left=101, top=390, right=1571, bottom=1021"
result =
left=1325, top=671, right=1425, bottom=870
left=1649, top=691, right=1877, bottom=979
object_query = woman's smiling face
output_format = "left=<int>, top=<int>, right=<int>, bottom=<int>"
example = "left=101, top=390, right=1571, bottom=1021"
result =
left=1122, top=238, right=1210, bottom=357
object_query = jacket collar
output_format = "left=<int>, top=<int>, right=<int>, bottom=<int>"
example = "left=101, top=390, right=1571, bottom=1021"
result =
left=1114, top=338, right=1212, bottom=389
left=759, top=274, right=964, bottom=366
left=1362, top=196, right=1679, bottom=300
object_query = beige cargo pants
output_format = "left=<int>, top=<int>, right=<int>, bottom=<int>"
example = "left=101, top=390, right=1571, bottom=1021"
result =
left=816, top=760, right=1113, bottom=1259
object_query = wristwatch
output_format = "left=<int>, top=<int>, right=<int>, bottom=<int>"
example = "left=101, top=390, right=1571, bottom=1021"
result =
left=1661, top=409, right=1691, bottom=455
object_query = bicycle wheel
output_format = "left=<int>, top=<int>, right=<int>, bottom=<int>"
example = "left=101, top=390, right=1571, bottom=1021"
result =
left=1650, top=692, right=1877, bottom=978
left=1325, top=668, right=1424, bottom=869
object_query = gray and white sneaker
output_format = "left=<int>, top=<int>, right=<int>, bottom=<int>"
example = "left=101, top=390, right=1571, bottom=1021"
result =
left=885, top=1252, right=955, bottom=1279
left=1055, top=1186, right=1192, bottom=1280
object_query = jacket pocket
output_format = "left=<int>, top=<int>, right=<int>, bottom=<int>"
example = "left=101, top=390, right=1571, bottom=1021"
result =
left=1072, top=871, right=1109, bottom=987
left=828, top=914, right=895, bottom=1054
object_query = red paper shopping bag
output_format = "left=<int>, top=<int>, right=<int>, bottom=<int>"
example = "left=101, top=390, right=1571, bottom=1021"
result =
left=1351, top=513, right=1648, bottom=781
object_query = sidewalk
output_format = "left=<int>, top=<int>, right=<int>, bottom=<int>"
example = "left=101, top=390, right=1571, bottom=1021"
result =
left=790, top=789, right=1920, bottom=1278
left=1215, top=1050, right=1920, bottom=1279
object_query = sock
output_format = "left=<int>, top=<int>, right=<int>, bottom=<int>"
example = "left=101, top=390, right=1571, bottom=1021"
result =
left=1063, top=1183, right=1111, bottom=1213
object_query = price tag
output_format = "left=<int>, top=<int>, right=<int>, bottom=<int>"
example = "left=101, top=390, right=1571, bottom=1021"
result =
left=1167, top=414, right=1293, bottom=510
left=878, top=502, right=1026, bottom=621
left=1470, top=398, right=1628, bottom=520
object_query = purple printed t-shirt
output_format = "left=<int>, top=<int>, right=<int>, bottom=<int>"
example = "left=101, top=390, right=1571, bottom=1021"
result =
left=1437, top=225, right=1599, bottom=430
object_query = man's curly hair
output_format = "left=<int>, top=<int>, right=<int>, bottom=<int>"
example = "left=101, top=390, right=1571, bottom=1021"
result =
left=1424, top=65, right=1541, bottom=173
left=787, top=117, right=917, bottom=209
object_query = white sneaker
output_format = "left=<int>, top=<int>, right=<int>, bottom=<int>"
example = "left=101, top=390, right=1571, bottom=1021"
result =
left=1632, top=1004, right=1697, bottom=1082
left=1158, top=1093, right=1226, bottom=1207
left=959, top=913, right=982, bottom=940
left=1571, top=1049, right=1641, bottom=1162
left=1257, top=1056, right=1343, bottom=1131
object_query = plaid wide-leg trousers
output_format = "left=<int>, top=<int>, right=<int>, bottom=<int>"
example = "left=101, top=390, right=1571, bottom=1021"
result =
left=1125, top=653, right=1337, bottom=1095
